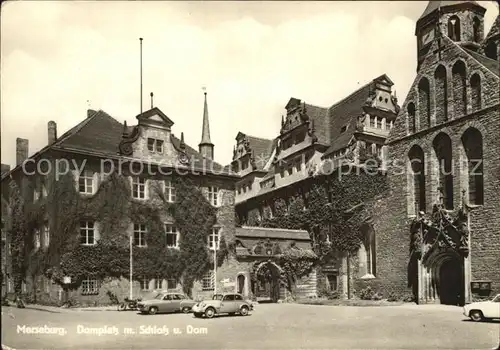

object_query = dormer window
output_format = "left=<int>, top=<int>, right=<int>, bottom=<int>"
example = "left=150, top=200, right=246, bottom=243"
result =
left=147, top=138, right=164, bottom=153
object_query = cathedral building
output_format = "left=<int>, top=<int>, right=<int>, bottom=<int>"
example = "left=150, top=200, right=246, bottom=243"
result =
left=367, top=0, right=500, bottom=305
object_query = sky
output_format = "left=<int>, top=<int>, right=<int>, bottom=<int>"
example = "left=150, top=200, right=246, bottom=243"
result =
left=1, top=1, right=498, bottom=167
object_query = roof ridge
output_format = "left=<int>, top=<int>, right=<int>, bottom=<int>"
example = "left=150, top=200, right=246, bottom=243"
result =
left=329, top=79, right=374, bottom=111
left=239, top=225, right=308, bottom=233
left=55, top=110, right=107, bottom=147
left=444, top=35, right=500, bottom=77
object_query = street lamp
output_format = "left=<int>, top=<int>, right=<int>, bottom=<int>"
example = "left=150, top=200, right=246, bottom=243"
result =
left=211, top=230, right=219, bottom=294
left=129, top=234, right=133, bottom=300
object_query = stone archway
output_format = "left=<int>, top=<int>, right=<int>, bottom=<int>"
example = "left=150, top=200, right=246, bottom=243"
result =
left=252, top=261, right=284, bottom=303
left=425, top=249, right=465, bottom=306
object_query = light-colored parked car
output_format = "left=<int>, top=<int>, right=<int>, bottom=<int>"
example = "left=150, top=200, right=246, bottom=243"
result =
left=137, top=292, right=197, bottom=315
left=192, top=293, right=254, bottom=318
left=463, top=294, right=500, bottom=321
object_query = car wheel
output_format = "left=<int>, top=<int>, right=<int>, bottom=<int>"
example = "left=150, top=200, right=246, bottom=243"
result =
left=182, top=306, right=191, bottom=314
left=240, top=306, right=249, bottom=316
left=149, top=306, right=159, bottom=315
left=118, top=303, right=126, bottom=311
left=469, top=310, right=483, bottom=322
left=204, top=307, right=216, bottom=319
left=193, top=312, right=202, bottom=318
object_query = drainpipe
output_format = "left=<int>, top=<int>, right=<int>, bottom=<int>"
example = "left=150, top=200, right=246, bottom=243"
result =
left=347, top=251, right=351, bottom=299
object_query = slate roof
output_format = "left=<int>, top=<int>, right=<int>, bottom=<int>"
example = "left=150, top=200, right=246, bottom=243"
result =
left=245, top=135, right=275, bottom=170
left=235, top=226, right=310, bottom=241
left=464, top=48, right=500, bottom=77
left=322, top=81, right=376, bottom=156
left=419, top=1, right=483, bottom=21
left=2, top=109, right=233, bottom=180
left=484, top=14, right=500, bottom=42
left=304, top=104, right=329, bottom=145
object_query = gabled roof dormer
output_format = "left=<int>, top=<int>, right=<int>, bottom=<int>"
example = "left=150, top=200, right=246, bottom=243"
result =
left=136, top=107, right=174, bottom=130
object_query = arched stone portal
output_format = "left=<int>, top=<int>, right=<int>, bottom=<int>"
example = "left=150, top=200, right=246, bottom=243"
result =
left=423, top=249, right=465, bottom=306
left=252, top=261, right=284, bottom=303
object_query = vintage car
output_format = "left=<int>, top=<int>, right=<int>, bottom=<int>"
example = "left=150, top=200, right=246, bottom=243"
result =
left=137, top=292, right=197, bottom=315
left=463, top=294, right=500, bottom=321
left=191, top=293, right=253, bottom=318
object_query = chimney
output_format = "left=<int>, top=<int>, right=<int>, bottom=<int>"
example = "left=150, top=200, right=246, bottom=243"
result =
left=87, top=109, right=97, bottom=118
left=16, top=138, right=29, bottom=166
left=1, top=164, right=10, bottom=175
left=48, top=121, right=57, bottom=145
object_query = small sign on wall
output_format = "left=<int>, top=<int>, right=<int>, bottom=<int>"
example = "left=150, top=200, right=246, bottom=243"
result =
left=63, top=277, right=71, bottom=284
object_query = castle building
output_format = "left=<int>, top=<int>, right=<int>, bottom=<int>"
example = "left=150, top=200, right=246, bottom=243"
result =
left=233, top=0, right=500, bottom=304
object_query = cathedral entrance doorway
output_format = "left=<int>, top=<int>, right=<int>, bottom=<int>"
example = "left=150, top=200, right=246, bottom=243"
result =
left=438, top=257, right=464, bottom=306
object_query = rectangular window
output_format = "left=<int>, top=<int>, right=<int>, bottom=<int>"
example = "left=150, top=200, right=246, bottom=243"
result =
left=376, top=118, right=382, bottom=129
left=141, top=277, right=149, bottom=291
left=155, top=140, right=164, bottom=153
left=167, top=278, right=177, bottom=289
left=147, top=138, right=155, bottom=151
left=80, top=221, right=95, bottom=246
left=165, top=224, right=178, bottom=248
left=34, top=230, right=41, bottom=249
left=147, top=138, right=164, bottom=153
left=208, top=227, right=220, bottom=250
left=202, top=271, right=214, bottom=291
left=164, top=180, right=176, bottom=203
left=78, top=170, right=95, bottom=194
left=34, top=189, right=40, bottom=202
left=43, top=225, right=50, bottom=248
left=81, top=279, right=99, bottom=295
left=134, top=224, right=147, bottom=247
left=42, top=183, right=47, bottom=197
left=155, top=278, right=163, bottom=290
left=131, top=177, right=147, bottom=199
left=280, top=167, right=285, bottom=178
left=207, top=186, right=219, bottom=206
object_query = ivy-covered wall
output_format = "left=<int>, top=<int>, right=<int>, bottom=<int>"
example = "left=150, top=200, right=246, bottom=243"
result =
left=236, top=165, right=388, bottom=258
left=5, top=157, right=237, bottom=304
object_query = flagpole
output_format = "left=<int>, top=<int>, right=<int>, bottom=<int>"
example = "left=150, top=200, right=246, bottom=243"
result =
left=140, top=37, right=143, bottom=115
left=214, top=237, right=217, bottom=295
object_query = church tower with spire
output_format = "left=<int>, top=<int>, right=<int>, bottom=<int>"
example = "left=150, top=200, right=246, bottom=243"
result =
left=415, top=1, right=486, bottom=71
left=199, top=90, right=214, bottom=160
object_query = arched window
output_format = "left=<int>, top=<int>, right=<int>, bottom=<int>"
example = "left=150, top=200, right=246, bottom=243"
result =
left=418, top=78, right=431, bottom=130
left=473, top=17, right=481, bottom=42
left=409, top=145, right=426, bottom=214
left=433, top=133, right=453, bottom=209
left=470, top=73, right=481, bottom=112
left=360, top=223, right=376, bottom=277
left=452, top=60, right=467, bottom=117
left=462, top=128, right=484, bottom=205
left=485, top=42, right=498, bottom=61
left=434, top=65, right=448, bottom=124
left=448, top=16, right=461, bottom=41
left=408, top=102, right=416, bottom=134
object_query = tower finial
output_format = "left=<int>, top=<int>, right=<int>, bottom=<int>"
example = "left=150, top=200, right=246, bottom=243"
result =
left=180, top=132, right=185, bottom=150
left=199, top=86, right=214, bottom=159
